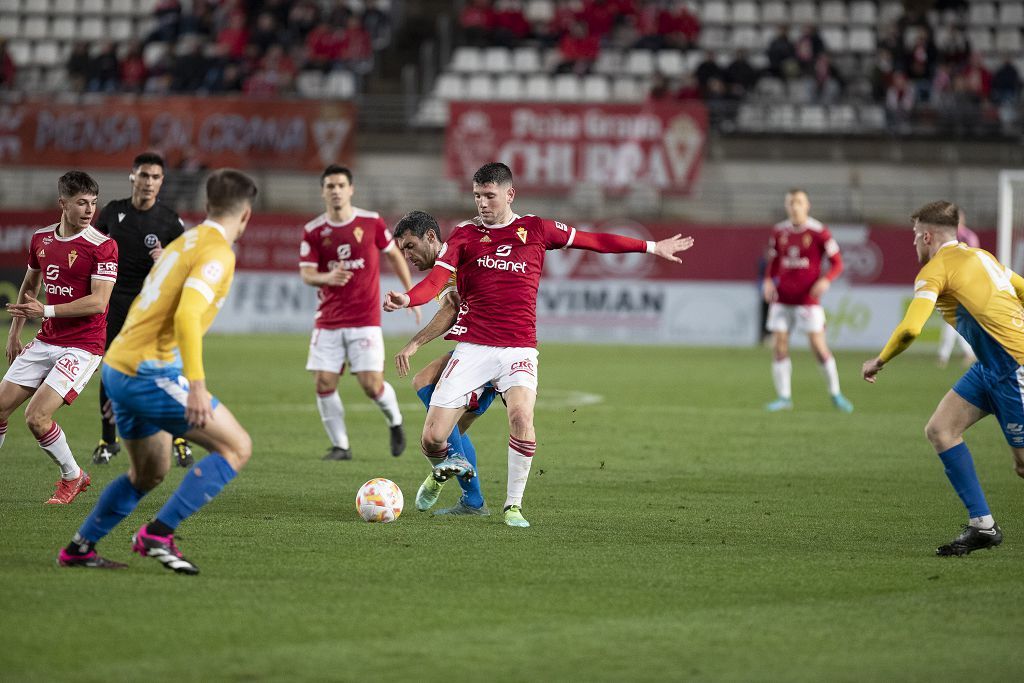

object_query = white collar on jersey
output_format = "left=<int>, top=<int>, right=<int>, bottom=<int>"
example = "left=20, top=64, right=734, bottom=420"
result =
left=53, top=225, right=89, bottom=241
left=203, top=219, right=227, bottom=238
left=478, top=213, right=521, bottom=229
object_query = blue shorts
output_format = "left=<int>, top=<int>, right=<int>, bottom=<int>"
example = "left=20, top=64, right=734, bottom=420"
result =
left=101, top=364, right=220, bottom=440
left=472, top=385, right=499, bottom=416
left=953, top=363, right=1024, bottom=447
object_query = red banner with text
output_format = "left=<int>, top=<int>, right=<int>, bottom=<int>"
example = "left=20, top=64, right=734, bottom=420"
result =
left=0, top=97, right=355, bottom=170
left=445, top=101, right=707, bottom=194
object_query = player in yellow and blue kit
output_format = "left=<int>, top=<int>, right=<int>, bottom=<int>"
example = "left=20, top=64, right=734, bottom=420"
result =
left=863, top=200, right=1024, bottom=556
left=58, top=169, right=259, bottom=574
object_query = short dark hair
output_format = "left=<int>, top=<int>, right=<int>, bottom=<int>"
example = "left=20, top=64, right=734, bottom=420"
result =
left=912, top=200, right=959, bottom=230
left=58, top=171, right=99, bottom=198
left=473, top=162, right=513, bottom=186
left=320, top=164, right=353, bottom=185
left=393, top=210, right=440, bottom=241
left=132, top=152, right=165, bottom=170
left=206, top=168, right=258, bottom=217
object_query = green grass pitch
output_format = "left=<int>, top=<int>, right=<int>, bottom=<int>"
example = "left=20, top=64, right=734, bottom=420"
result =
left=1, top=334, right=1021, bottom=681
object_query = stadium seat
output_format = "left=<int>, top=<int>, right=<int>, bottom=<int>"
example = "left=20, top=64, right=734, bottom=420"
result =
left=698, top=26, right=728, bottom=50
left=6, top=38, right=29, bottom=65
left=767, top=103, right=797, bottom=131
left=137, top=0, right=159, bottom=13
left=435, top=73, right=463, bottom=99
left=790, top=1, right=817, bottom=24
left=324, top=70, right=355, bottom=99
left=79, top=17, right=104, bottom=40
left=22, top=16, right=48, bottom=39
left=450, top=46, right=482, bottom=73
left=552, top=73, right=581, bottom=101
left=847, top=28, right=876, bottom=53
left=21, top=0, right=50, bottom=13
left=32, top=41, right=60, bottom=67
left=968, top=3, right=996, bottom=26
left=581, top=74, right=610, bottom=102
left=624, top=49, right=654, bottom=76
left=759, top=1, right=786, bottom=23
left=511, top=46, right=540, bottom=73
left=611, top=75, right=642, bottom=101
left=493, top=73, right=523, bottom=100
left=43, top=65, right=68, bottom=90
left=109, top=16, right=132, bottom=40
left=524, top=0, right=554, bottom=22
left=730, top=1, right=759, bottom=23
left=296, top=70, right=324, bottom=97
left=0, top=14, right=18, bottom=39
left=995, top=28, right=1022, bottom=52
left=482, top=47, right=511, bottom=73
left=829, top=104, right=857, bottom=131
left=702, top=0, right=727, bottom=23
left=849, top=1, right=877, bottom=24
left=732, top=26, right=760, bottom=50
left=142, top=41, right=168, bottom=67
left=878, top=1, right=903, bottom=26
left=81, top=0, right=105, bottom=12
left=819, top=1, right=847, bottom=24
left=593, top=49, right=621, bottom=75
left=524, top=73, right=552, bottom=100
left=737, top=103, right=764, bottom=131
left=108, top=0, right=132, bottom=13
left=0, top=0, right=19, bottom=13
left=51, top=16, right=75, bottom=40
left=755, top=75, right=784, bottom=98
left=799, top=105, right=827, bottom=132
left=656, top=49, right=686, bottom=77
left=1000, top=3, right=1024, bottom=25
left=465, top=73, right=494, bottom=100
left=859, top=104, right=886, bottom=129
left=51, top=0, right=76, bottom=15
left=821, top=27, right=846, bottom=52
left=967, top=28, right=993, bottom=53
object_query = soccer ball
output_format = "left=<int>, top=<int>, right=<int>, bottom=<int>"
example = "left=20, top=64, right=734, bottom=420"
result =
left=355, top=478, right=404, bottom=523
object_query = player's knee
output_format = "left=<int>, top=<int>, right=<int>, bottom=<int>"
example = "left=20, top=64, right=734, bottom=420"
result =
left=221, top=431, right=253, bottom=470
left=924, top=419, right=958, bottom=449
left=507, top=406, right=534, bottom=436
left=314, top=375, right=338, bottom=395
left=411, top=368, right=433, bottom=392
left=420, top=427, right=448, bottom=453
left=129, top=467, right=166, bottom=491
left=358, top=379, right=382, bottom=399
left=23, top=409, right=52, bottom=439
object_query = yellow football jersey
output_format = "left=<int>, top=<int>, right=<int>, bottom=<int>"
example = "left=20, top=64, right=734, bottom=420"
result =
left=105, top=221, right=236, bottom=380
left=883, top=241, right=1024, bottom=370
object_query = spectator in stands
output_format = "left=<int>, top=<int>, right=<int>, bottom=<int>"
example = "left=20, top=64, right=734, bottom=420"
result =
left=870, top=47, right=897, bottom=100
left=555, top=20, right=600, bottom=75
left=676, top=72, right=701, bottom=100
left=363, top=0, right=393, bottom=50
left=263, top=0, right=292, bottom=27
left=179, top=0, right=215, bottom=38
left=244, top=44, right=297, bottom=96
left=144, top=53, right=174, bottom=94
left=460, top=0, right=495, bottom=47
left=119, top=42, right=148, bottom=93
left=767, top=26, right=796, bottom=79
left=217, top=11, right=250, bottom=61
left=961, top=52, right=992, bottom=102
left=147, top=0, right=183, bottom=45
left=338, top=15, right=374, bottom=74
left=251, top=12, right=284, bottom=56
left=664, top=0, right=701, bottom=51
left=87, top=42, right=121, bottom=93
left=695, top=51, right=724, bottom=96
left=172, top=36, right=209, bottom=92
left=991, top=57, right=1022, bottom=105
left=905, top=29, right=937, bottom=101
left=287, top=0, right=322, bottom=43
left=66, top=42, right=92, bottom=93
left=609, top=14, right=639, bottom=51
left=793, top=24, right=825, bottom=75
left=885, top=71, right=915, bottom=133
left=327, top=1, right=354, bottom=27
left=725, top=50, right=758, bottom=98
left=0, top=39, right=15, bottom=91
left=647, top=72, right=672, bottom=101
left=941, top=25, right=971, bottom=68
left=305, top=21, right=342, bottom=71
left=807, top=53, right=843, bottom=104
left=581, top=0, right=617, bottom=40
left=931, top=60, right=955, bottom=108
left=493, top=0, right=532, bottom=47
left=876, top=25, right=905, bottom=67
left=206, top=60, right=244, bottom=93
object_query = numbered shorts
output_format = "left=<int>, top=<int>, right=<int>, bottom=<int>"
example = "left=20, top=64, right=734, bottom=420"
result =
left=101, top=364, right=221, bottom=440
left=3, top=340, right=101, bottom=405
left=430, top=342, right=538, bottom=410
left=953, top=364, right=1024, bottom=448
left=306, top=326, right=384, bottom=374
left=766, top=303, right=826, bottom=334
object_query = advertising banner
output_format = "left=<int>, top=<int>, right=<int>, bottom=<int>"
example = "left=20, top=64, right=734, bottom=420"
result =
left=445, top=101, right=707, bottom=194
left=0, top=97, right=355, bottom=170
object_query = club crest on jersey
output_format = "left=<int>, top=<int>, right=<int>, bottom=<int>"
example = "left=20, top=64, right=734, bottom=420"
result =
left=516, top=226, right=528, bottom=244
left=803, top=234, right=812, bottom=247
left=353, top=226, right=364, bottom=243
left=68, top=249, right=78, bottom=267
left=480, top=235, right=491, bottom=243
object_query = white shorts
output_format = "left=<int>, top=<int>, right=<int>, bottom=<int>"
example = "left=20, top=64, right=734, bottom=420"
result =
left=766, top=303, right=826, bottom=334
left=430, top=342, right=538, bottom=409
left=2, top=339, right=102, bottom=404
left=306, top=326, right=385, bottom=374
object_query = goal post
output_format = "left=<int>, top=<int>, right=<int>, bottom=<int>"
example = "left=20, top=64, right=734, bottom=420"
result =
left=997, top=170, right=1024, bottom=272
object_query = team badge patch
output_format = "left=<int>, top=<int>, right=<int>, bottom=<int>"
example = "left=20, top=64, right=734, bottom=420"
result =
left=202, top=261, right=224, bottom=283
left=803, top=234, right=812, bottom=247
left=516, top=226, right=528, bottom=244
left=353, top=226, right=364, bottom=243
left=68, top=249, right=78, bottom=267
left=144, top=233, right=159, bottom=248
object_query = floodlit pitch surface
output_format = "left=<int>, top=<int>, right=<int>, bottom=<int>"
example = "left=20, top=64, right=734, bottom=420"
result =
left=2, top=335, right=1021, bottom=680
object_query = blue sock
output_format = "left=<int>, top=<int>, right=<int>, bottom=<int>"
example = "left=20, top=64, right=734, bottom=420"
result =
left=937, top=442, right=990, bottom=518
left=155, top=453, right=237, bottom=531
left=458, top=432, right=485, bottom=508
left=78, top=474, right=146, bottom=543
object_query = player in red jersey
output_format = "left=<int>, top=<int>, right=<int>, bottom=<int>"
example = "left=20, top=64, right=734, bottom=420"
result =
left=762, top=188, right=853, bottom=413
left=384, top=162, right=693, bottom=527
left=300, top=165, right=421, bottom=461
left=1, top=171, right=118, bottom=504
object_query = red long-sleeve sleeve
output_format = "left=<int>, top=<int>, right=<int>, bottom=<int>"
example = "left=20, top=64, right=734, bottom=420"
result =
left=825, top=250, right=843, bottom=281
left=406, top=265, right=452, bottom=307
left=570, top=230, right=649, bottom=253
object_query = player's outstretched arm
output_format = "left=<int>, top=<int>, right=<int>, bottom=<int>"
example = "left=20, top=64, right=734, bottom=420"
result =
left=863, top=296, right=936, bottom=383
left=569, top=230, right=694, bottom=262
left=395, top=294, right=460, bottom=377
left=385, top=246, right=422, bottom=325
left=383, top=265, right=450, bottom=312
left=650, top=234, right=695, bottom=263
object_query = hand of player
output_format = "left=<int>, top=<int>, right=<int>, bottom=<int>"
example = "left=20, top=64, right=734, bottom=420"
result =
left=185, top=380, right=214, bottom=428
left=149, top=241, right=163, bottom=262
left=395, top=340, right=419, bottom=377
left=763, top=279, right=778, bottom=304
left=5, top=334, right=23, bottom=364
left=325, top=268, right=353, bottom=287
left=407, top=305, right=423, bottom=325
left=652, top=234, right=695, bottom=263
left=862, top=357, right=885, bottom=383
left=5, top=293, right=44, bottom=320
left=810, top=277, right=831, bottom=299
left=383, top=291, right=410, bottom=312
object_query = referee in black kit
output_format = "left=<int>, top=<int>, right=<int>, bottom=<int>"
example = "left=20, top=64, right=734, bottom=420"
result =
left=91, top=152, right=194, bottom=468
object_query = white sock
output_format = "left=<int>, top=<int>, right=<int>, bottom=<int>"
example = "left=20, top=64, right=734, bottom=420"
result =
left=38, top=422, right=80, bottom=480
left=373, top=381, right=402, bottom=427
left=820, top=356, right=841, bottom=396
left=0, top=419, right=7, bottom=448
left=970, top=514, right=996, bottom=529
left=771, top=357, right=792, bottom=400
left=316, top=391, right=350, bottom=449
left=505, top=437, right=536, bottom=509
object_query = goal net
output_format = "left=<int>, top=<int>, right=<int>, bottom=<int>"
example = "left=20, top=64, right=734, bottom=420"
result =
left=997, top=170, right=1024, bottom=273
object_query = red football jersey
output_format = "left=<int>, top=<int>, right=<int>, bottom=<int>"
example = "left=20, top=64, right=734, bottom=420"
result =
left=437, top=214, right=575, bottom=348
left=299, top=208, right=394, bottom=329
left=28, top=224, right=118, bottom=355
left=766, top=217, right=841, bottom=305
